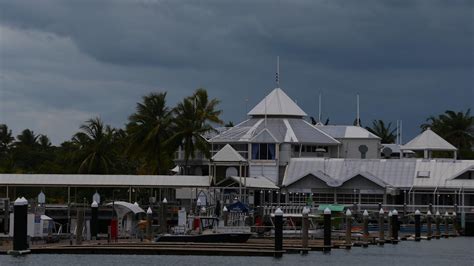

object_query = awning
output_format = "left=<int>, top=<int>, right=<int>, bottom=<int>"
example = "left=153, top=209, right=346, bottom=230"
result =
left=317, top=204, right=345, bottom=212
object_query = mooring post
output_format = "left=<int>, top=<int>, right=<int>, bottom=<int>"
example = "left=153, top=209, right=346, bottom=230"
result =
left=362, top=210, right=369, bottom=246
left=414, top=209, right=421, bottom=241
left=161, top=198, right=168, bottom=234
left=11, top=197, right=29, bottom=254
left=444, top=211, right=449, bottom=238
left=91, top=201, right=98, bottom=240
left=435, top=211, right=441, bottom=239
left=392, top=209, right=399, bottom=244
left=452, top=211, right=458, bottom=236
left=223, top=206, right=229, bottom=226
left=76, top=206, right=84, bottom=245
left=274, top=208, right=283, bottom=258
left=324, top=207, right=332, bottom=252
left=378, top=208, right=385, bottom=245
left=146, top=207, right=153, bottom=241
left=426, top=210, right=432, bottom=240
left=345, top=209, right=352, bottom=248
left=301, top=207, right=309, bottom=254
left=387, top=211, right=392, bottom=241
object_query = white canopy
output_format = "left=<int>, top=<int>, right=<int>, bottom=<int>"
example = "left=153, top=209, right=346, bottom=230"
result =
left=401, top=128, right=457, bottom=151
left=106, top=201, right=145, bottom=215
left=247, top=88, right=307, bottom=117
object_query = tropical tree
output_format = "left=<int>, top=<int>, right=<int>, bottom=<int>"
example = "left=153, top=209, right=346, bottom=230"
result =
left=74, top=117, right=116, bottom=174
left=126, top=92, right=174, bottom=174
left=16, top=129, right=39, bottom=148
left=38, top=135, right=52, bottom=149
left=172, top=88, right=223, bottom=173
left=421, top=109, right=474, bottom=159
left=366, top=120, right=397, bottom=144
left=0, top=124, right=14, bottom=156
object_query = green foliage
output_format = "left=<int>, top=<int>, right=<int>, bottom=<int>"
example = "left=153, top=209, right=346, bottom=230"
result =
left=0, top=88, right=223, bottom=175
left=422, top=109, right=474, bottom=159
left=171, top=88, right=223, bottom=173
left=365, top=120, right=397, bottom=144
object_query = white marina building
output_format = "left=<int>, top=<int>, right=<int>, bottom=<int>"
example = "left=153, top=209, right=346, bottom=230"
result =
left=174, top=87, right=474, bottom=208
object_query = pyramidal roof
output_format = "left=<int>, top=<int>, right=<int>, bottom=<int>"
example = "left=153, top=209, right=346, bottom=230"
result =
left=247, top=88, right=307, bottom=117
left=401, top=128, right=457, bottom=151
left=212, top=144, right=246, bottom=162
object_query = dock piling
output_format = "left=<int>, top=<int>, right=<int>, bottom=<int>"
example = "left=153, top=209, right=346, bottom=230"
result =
left=146, top=207, right=152, bottom=241
left=435, top=211, right=441, bottom=239
left=301, top=207, right=309, bottom=254
left=274, top=208, right=283, bottom=258
left=91, top=201, right=98, bottom=240
left=426, top=210, right=432, bottom=240
left=362, top=210, right=369, bottom=246
left=345, top=209, right=352, bottom=247
left=324, top=207, right=332, bottom=252
left=11, top=197, right=29, bottom=255
left=444, top=211, right=449, bottom=238
left=378, top=208, right=384, bottom=245
left=414, top=209, right=421, bottom=241
left=391, top=209, right=399, bottom=244
left=388, top=211, right=392, bottom=241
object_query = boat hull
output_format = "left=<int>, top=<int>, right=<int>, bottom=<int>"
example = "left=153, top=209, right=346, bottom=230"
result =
left=156, top=233, right=252, bottom=243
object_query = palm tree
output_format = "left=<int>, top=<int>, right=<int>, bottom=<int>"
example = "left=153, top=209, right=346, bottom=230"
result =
left=0, top=124, right=14, bottom=155
left=172, top=88, right=223, bottom=173
left=366, top=120, right=396, bottom=144
left=16, top=129, right=39, bottom=147
left=38, top=135, right=52, bottom=149
left=74, top=117, right=116, bottom=174
left=126, top=92, right=174, bottom=174
left=422, top=109, right=474, bottom=158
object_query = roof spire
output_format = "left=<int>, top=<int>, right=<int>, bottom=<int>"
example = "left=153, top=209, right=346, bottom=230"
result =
left=276, top=56, right=280, bottom=88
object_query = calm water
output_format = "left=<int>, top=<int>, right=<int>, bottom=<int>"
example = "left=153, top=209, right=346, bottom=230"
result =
left=1, top=237, right=473, bottom=266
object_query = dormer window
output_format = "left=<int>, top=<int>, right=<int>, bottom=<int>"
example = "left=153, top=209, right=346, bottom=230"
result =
left=251, top=143, right=276, bottom=160
left=453, top=170, right=474, bottom=180
left=417, top=171, right=430, bottom=178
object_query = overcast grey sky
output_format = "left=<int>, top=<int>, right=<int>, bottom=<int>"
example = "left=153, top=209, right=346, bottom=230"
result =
left=0, top=0, right=473, bottom=144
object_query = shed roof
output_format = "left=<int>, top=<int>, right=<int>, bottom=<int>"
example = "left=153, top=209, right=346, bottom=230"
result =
left=401, top=128, right=457, bottom=151
left=247, top=88, right=307, bottom=117
left=0, top=174, right=211, bottom=187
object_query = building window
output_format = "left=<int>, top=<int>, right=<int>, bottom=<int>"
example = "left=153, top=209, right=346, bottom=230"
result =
left=251, top=143, right=276, bottom=160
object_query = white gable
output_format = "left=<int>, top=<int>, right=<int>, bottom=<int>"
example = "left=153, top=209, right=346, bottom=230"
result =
left=247, top=88, right=307, bottom=117
left=212, top=144, right=246, bottom=162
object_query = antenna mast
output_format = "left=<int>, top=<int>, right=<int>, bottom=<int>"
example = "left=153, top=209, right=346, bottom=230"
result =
left=276, top=56, right=280, bottom=88
left=318, top=92, right=322, bottom=123
left=356, top=94, right=360, bottom=126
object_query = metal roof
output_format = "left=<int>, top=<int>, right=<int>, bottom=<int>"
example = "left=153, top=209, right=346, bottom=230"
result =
left=283, top=158, right=474, bottom=190
left=283, top=158, right=417, bottom=188
left=247, top=88, right=307, bottom=117
left=401, top=128, right=457, bottom=151
left=212, top=144, right=246, bottom=162
left=210, top=118, right=339, bottom=145
left=412, top=160, right=474, bottom=189
left=315, top=125, right=380, bottom=139
left=0, top=174, right=211, bottom=187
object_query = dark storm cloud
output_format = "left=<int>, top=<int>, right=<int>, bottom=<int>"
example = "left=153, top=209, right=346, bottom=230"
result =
left=0, top=0, right=473, bottom=143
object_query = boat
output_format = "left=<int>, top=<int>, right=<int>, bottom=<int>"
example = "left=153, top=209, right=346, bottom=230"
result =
left=155, top=216, right=252, bottom=243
